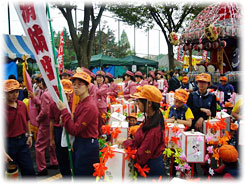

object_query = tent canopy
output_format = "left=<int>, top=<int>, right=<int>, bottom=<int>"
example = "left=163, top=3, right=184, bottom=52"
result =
left=2, top=34, right=36, bottom=60
left=89, top=54, right=131, bottom=67
left=120, top=55, right=158, bottom=68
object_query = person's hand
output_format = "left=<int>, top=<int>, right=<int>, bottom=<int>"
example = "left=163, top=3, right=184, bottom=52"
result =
left=165, top=119, right=175, bottom=123
left=4, top=152, right=13, bottom=163
left=200, top=108, right=211, bottom=116
left=195, top=117, right=204, bottom=132
left=57, top=100, right=67, bottom=111
left=27, top=136, right=32, bottom=148
left=59, top=115, right=63, bottom=126
left=28, top=91, right=34, bottom=99
left=50, top=138, right=55, bottom=147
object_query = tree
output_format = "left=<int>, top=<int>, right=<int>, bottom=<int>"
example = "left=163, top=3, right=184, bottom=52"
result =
left=56, top=2, right=105, bottom=68
left=108, top=3, right=205, bottom=70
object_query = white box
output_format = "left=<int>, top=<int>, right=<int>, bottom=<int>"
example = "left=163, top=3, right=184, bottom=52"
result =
left=109, top=112, right=126, bottom=125
left=166, top=93, right=175, bottom=106
left=165, top=123, right=185, bottom=148
left=216, top=111, right=231, bottom=131
left=214, top=91, right=224, bottom=104
left=110, top=127, right=129, bottom=145
left=203, top=119, right=222, bottom=142
left=110, top=104, right=123, bottom=115
left=117, top=82, right=125, bottom=92
left=105, top=148, right=131, bottom=181
left=179, top=131, right=206, bottom=163
left=239, top=120, right=245, bottom=145
left=123, top=101, right=137, bottom=116
left=157, top=79, right=164, bottom=90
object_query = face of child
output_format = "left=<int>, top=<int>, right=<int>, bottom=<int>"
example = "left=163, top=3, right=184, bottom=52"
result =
left=174, top=98, right=184, bottom=108
left=105, top=77, right=109, bottom=84
left=135, top=76, right=141, bottom=83
left=129, top=117, right=137, bottom=127
left=156, top=74, right=161, bottom=80
left=7, top=90, right=19, bottom=103
left=96, top=76, right=104, bottom=85
left=72, top=79, right=88, bottom=96
left=197, top=81, right=209, bottom=91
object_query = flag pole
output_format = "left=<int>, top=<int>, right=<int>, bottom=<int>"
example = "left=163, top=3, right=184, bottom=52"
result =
left=46, top=3, right=74, bottom=177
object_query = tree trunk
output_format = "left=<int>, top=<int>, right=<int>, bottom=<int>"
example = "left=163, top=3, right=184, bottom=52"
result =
left=168, top=43, right=175, bottom=70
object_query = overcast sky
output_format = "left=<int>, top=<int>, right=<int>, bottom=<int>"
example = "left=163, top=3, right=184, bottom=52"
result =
left=1, top=1, right=169, bottom=57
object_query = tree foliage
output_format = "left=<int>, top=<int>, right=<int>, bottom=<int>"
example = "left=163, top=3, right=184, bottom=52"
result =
left=108, top=3, right=206, bottom=69
left=55, top=2, right=105, bottom=68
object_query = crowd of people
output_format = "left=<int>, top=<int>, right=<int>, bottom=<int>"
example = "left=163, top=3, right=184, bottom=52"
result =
left=4, top=67, right=242, bottom=180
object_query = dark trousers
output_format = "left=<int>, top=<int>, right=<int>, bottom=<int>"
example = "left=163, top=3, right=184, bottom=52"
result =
left=73, top=137, right=99, bottom=177
left=54, top=127, right=71, bottom=177
left=7, top=135, right=36, bottom=177
left=138, top=155, right=166, bottom=179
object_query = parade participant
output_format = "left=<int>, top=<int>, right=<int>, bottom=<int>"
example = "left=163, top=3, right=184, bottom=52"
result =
left=56, top=71, right=99, bottom=177
left=214, top=145, right=239, bottom=179
left=168, top=71, right=180, bottom=92
left=60, top=72, right=71, bottom=80
left=156, top=71, right=168, bottom=93
left=49, top=79, right=73, bottom=177
left=164, top=89, right=193, bottom=130
left=31, top=78, right=58, bottom=176
left=148, top=71, right=158, bottom=87
left=217, top=76, right=235, bottom=103
left=81, top=67, right=97, bottom=101
left=135, top=71, right=148, bottom=87
left=105, top=72, right=118, bottom=97
left=95, top=70, right=108, bottom=135
left=181, top=76, right=193, bottom=92
left=123, top=85, right=165, bottom=178
left=5, top=79, right=35, bottom=177
left=123, top=70, right=137, bottom=100
left=187, top=73, right=216, bottom=132
left=232, top=98, right=243, bottom=121
left=127, top=113, right=140, bottom=127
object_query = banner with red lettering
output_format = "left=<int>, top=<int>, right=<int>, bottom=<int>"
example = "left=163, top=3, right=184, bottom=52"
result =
left=57, top=30, right=64, bottom=74
left=15, top=3, right=74, bottom=147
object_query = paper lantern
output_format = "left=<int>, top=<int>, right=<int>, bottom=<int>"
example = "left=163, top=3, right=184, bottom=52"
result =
left=169, top=32, right=179, bottom=46
left=205, top=42, right=212, bottom=50
left=213, top=42, right=219, bottom=49
left=220, top=40, right=227, bottom=48
left=204, top=24, right=219, bottom=41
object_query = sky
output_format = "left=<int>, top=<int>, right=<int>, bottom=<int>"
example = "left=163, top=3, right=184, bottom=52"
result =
left=0, top=1, right=169, bottom=57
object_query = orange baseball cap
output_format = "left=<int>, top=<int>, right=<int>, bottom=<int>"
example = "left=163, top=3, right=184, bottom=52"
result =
left=219, top=145, right=238, bottom=163
left=220, top=76, right=228, bottom=82
left=4, top=79, right=22, bottom=92
left=127, top=113, right=137, bottom=119
left=131, top=85, right=162, bottom=103
left=182, top=76, right=189, bottom=83
left=61, top=79, right=73, bottom=94
left=174, top=89, right=189, bottom=103
left=196, top=73, right=211, bottom=83
left=71, top=71, right=91, bottom=84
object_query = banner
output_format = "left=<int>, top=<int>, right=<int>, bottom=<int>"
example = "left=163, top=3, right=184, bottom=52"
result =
left=57, top=30, right=65, bottom=74
left=15, top=3, right=73, bottom=147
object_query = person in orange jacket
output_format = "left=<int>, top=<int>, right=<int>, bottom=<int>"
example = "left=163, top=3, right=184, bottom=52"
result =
left=123, top=85, right=165, bottom=178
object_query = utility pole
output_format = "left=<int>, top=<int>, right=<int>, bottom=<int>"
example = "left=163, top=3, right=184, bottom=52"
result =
left=8, top=3, right=11, bottom=34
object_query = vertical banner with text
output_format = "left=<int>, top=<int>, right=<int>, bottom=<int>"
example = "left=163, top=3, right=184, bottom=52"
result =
left=57, top=30, right=64, bottom=74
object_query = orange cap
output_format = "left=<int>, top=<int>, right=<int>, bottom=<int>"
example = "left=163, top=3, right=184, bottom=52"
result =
left=225, top=102, right=233, bottom=108
left=61, top=79, right=73, bottom=94
left=219, top=145, right=238, bottom=163
left=4, top=79, right=22, bottom=92
left=71, top=71, right=91, bottom=84
left=174, top=89, right=189, bottom=103
left=127, top=113, right=137, bottom=119
left=220, top=76, right=228, bottom=82
left=182, top=76, right=189, bottom=83
left=131, top=85, right=162, bottom=103
left=196, top=73, right=211, bottom=83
